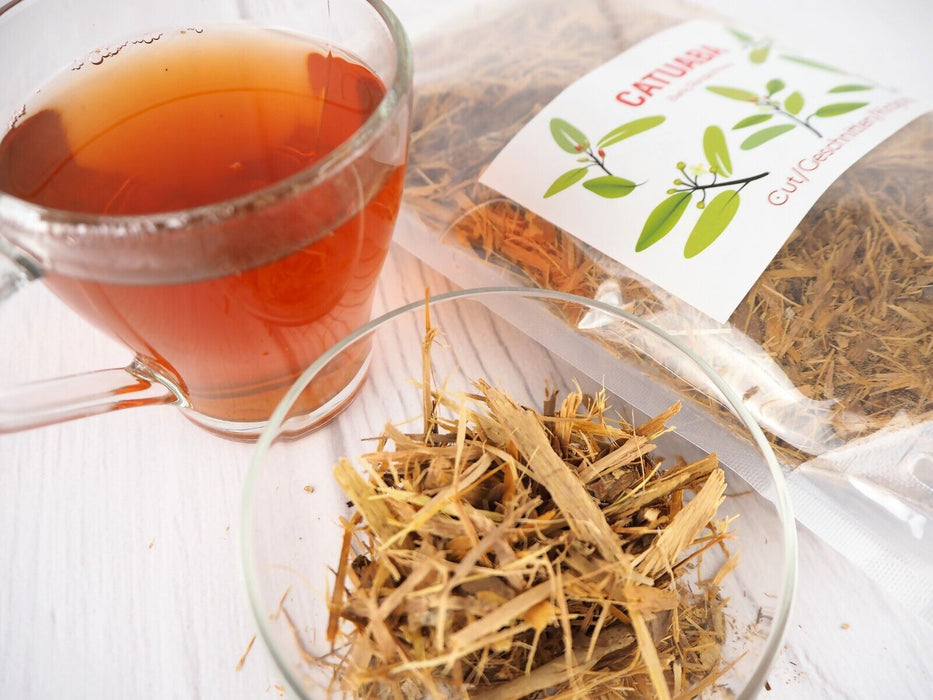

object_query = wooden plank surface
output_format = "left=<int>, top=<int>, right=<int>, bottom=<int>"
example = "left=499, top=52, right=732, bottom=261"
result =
left=2, top=1, right=932, bottom=697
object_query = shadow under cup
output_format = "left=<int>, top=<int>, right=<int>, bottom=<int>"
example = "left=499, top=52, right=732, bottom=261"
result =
left=0, top=0, right=413, bottom=438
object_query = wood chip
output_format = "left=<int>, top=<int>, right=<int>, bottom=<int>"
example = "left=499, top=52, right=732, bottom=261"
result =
left=319, top=308, right=733, bottom=698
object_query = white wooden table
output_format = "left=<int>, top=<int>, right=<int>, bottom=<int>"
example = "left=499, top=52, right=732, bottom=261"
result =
left=2, top=1, right=932, bottom=698
left=3, top=243, right=933, bottom=699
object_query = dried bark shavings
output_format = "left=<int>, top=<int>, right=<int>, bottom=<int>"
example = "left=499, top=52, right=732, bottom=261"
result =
left=322, top=317, right=734, bottom=699
left=403, top=0, right=933, bottom=462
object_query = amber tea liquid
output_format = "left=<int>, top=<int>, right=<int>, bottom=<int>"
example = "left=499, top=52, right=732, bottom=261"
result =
left=0, top=26, right=405, bottom=429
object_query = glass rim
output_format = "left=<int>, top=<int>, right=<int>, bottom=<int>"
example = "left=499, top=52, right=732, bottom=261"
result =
left=0, top=0, right=413, bottom=237
left=239, top=285, right=799, bottom=700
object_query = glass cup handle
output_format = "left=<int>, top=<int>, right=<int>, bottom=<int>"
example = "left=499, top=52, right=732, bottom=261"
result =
left=0, top=240, right=38, bottom=304
left=0, top=250, right=179, bottom=433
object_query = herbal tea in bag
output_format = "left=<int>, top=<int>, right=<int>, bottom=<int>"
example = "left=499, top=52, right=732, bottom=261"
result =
left=396, top=0, right=933, bottom=620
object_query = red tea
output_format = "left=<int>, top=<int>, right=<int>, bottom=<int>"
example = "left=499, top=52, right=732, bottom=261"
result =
left=0, top=27, right=405, bottom=427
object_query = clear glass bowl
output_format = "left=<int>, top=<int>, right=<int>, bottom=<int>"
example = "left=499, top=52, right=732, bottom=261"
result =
left=241, top=287, right=797, bottom=699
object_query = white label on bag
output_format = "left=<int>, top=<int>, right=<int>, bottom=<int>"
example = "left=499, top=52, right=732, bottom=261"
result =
left=479, top=20, right=927, bottom=323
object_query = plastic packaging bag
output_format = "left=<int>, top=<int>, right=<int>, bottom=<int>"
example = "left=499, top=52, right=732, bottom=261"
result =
left=395, top=0, right=933, bottom=621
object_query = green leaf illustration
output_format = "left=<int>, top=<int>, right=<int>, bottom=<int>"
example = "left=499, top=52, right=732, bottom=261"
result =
left=779, top=54, right=844, bottom=73
left=740, top=123, right=796, bottom=150
left=549, top=118, right=589, bottom=153
left=596, top=115, right=665, bottom=148
left=766, top=78, right=786, bottom=95
left=749, top=46, right=771, bottom=64
left=702, top=126, right=732, bottom=177
left=544, top=167, right=588, bottom=198
left=636, top=192, right=692, bottom=252
left=728, top=27, right=754, bottom=43
left=813, top=102, right=868, bottom=118
left=829, top=84, right=873, bottom=93
left=684, top=190, right=740, bottom=258
left=707, top=86, right=759, bottom=103
left=784, top=91, right=805, bottom=115
left=582, top=175, right=637, bottom=198
left=733, top=114, right=773, bottom=129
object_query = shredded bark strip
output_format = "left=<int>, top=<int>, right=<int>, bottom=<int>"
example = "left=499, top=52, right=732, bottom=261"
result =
left=403, top=0, right=933, bottom=463
left=323, top=316, right=734, bottom=698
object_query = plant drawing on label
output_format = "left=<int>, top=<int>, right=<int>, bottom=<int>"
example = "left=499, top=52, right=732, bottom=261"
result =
left=778, top=54, right=846, bottom=73
left=544, top=116, right=665, bottom=199
left=636, top=126, right=768, bottom=258
left=707, top=79, right=870, bottom=146
left=725, top=26, right=868, bottom=76
left=726, top=27, right=772, bottom=64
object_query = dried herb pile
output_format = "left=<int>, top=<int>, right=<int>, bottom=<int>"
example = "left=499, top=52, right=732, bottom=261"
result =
left=403, top=0, right=933, bottom=460
left=324, top=319, right=734, bottom=699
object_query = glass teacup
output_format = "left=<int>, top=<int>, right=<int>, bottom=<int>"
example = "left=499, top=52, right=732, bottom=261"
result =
left=0, top=0, right=413, bottom=439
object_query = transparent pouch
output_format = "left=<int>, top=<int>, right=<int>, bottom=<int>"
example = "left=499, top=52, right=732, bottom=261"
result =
left=395, top=0, right=933, bottom=621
